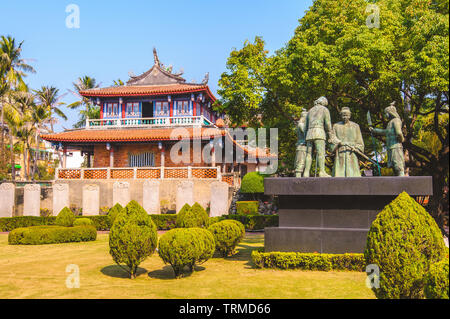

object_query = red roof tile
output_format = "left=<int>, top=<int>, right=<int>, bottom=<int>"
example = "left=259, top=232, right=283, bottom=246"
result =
left=79, top=84, right=216, bottom=102
left=40, top=127, right=225, bottom=143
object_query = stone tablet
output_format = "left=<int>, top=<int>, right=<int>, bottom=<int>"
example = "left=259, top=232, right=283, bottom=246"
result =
left=23, top=184, right=41, bottom=216
left=176, top=181, right=194, bottom=213
left=0, top=183, right=15, bottom=217
left=143, top=180, right=160, bottom=214
left=113, top=181, right=130, bottom=207
left=53, top=183, right=69, bottom=216
left=209, top=181, right=229, bottom=217
left=82, top=184, right=99, bottom=216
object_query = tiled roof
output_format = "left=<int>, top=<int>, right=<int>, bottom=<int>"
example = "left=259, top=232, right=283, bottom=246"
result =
left=40, top=127, right=225, bottom=143
left=79, top=84, right=216, bottom=102
left=40, top=128, right=276, bottom=159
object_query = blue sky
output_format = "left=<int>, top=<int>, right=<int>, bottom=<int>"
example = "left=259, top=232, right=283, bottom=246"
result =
left=0, top=0, right=312, bottom=131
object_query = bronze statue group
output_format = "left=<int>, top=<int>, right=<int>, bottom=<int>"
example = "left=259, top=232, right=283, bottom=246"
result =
left=295, top=97, right=405, bottom=178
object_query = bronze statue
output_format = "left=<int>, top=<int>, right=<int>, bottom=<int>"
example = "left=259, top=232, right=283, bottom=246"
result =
left=303, top=96, right=332, bottom=177
left=294, top=109, right=308, bottom=177
left=369, top=102, right=405, bottom=176
left=330, top=107, right=364, bottom=177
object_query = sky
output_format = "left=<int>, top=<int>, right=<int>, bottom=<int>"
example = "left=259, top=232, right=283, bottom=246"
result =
left=0, top=0, right=313, bottom=131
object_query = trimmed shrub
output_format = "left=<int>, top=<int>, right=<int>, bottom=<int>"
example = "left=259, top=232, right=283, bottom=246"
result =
left=189, top=228, right=216, bottom=265
left=176, top=202, right=209, bottom=228
left=365, top=192, right=447, bottom=299
left=221, top=214, right=278, bottom=231
left=0, top=216, right=56, bottom=231
left=222, top=219, right=245, bottom=241
left=1, top=215, right=178, bottom=232
left=55, top=207, right=76, bottom=227
left=109, top=200, right=157, bottom=279
left=73, top=218, right=93, bottom=226
left=8, top=225, right=97, bottom=245
left=252, top=250, right=365, bottom=271
left=107, top=203, right=123, bottom=227
left=236, top=201, right=259, bottom=215
left=424, top=259, right=449, bottom=299
left=240, top=172, right=265, bottom=193
left=158, top=228, right=210, bottom=278
left=175, top=203, right=192, bottom=228
left=208, top=220, right=244, bottom=257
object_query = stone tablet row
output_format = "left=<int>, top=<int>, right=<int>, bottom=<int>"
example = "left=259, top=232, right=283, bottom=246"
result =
left=0, top=181, right=229, bottom=217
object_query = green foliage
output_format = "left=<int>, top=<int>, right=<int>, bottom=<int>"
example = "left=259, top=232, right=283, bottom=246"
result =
left=424, top=259, right=449, bottom=299
left=252, top=250, right=365, bottom=271
left=39, top=208, right=52, bottom=217
left=158, top=228, right=214, bottom=278
left=240, top=172, right=265, bottom=193
left=236, top=201, right=259, bottom=215
left=221, top=214, right=278, bottom=231
left=55, top=207, right=75, bottom=227
left=207, top=220, right=244, bottom=257
left=109, top=200, right=157, bottom=279
left=73, top=218, right=93, bottom=226
left=175, top=203, right=191, bottom=227
left=107, top=203, right=123, bottom=227
left=151, top=214, right=177, bottom=230
left=8, top=225, right=97, bottom=245
left=365, top=192, right=447, bottom=299
left=176, top=202, right=209, bottom=228
left=186, top=228, right=216, bottom=265
left=217, top=0, right=449, bottom=221
left=0, top=215, right=176, bottom=232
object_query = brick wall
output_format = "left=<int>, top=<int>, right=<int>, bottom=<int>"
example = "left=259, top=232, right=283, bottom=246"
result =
left=92, top=142, right=213, bottom=168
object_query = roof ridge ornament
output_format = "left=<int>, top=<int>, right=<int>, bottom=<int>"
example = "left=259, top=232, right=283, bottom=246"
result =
left=201, top=72, right=209, bottom=85
left=153, top=47, right=160, bottom=67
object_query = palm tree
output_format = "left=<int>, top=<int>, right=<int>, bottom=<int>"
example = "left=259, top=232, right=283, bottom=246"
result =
left=67, top=75, right=100, bottom=128
left=34, top=86, right=67, bottom=133
left=0, top=35, right=35, bottom=178
left=34, top=86, right=66, bottom=173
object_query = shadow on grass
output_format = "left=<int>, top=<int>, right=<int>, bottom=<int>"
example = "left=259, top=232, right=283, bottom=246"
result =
left=101, top=265, right=148, bottom=279
left=209, top=242, right=262, bottom=269
left=147, top=265, right=206, bottom=280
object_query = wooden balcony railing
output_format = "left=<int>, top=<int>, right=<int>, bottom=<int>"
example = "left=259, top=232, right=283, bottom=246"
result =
left=56, top=166, right=221, bottom=181
left=86, top=116, right=214, bottom=129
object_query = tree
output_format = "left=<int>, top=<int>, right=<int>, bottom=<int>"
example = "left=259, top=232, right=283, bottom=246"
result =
left=217, top=0, right=449, bottom=231
left=67, top=75, right=100, bottom=128
left=0, top=35, right=35, bottom=178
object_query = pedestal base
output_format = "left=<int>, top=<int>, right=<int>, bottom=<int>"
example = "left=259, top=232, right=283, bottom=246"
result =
left=264, top=177, right=433, bottom=253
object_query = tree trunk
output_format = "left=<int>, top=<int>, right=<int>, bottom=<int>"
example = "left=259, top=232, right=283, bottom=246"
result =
left=0, top=105, right=4, bottom=165
left=428, top=164, right=448, bottom=236
left=10, top=134, right=15, bottom=181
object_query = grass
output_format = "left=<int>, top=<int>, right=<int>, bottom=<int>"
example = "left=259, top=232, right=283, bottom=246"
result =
left=0, top=233, right=375, bottom=299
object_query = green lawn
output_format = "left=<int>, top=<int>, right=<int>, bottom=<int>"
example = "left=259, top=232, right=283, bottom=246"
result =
left=0, top=233, right=375, bottom=299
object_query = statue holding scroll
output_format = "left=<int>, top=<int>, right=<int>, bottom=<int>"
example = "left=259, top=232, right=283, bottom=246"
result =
left=329, top=107, right=364, bottom=177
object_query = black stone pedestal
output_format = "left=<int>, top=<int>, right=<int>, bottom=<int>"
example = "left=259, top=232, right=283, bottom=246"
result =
left=264, top=177, right=433, bottom=254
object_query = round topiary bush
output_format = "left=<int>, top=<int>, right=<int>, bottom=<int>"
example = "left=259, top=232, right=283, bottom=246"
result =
left=176, top=202, right=209, bottom=228
left=240, top=172, right=265, bottom=194
left=55, top=207, right=76, bottom=227
left=109, top=200, right=157, bottom=279
left=208, top=220, right=244, bottom=257
left=189, top=228, right=216, bottom=265
left=73, top=218, right=93, bottom=226
left=158, top=228, right=208, bottom=278
left=364, top=192, right=447, bottom=299
left=424, top=259, right=449, bottom=299
left=107, top=203, right=123, bottom=227
left=224, top=219, right=245, bottom=240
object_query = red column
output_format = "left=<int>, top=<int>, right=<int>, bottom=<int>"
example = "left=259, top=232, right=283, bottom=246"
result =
left=193, top=102, right=197, bottom=116
left=100, top=102, right=103, bottom=119
left=121, top=102, right=125, bottom=118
